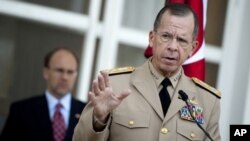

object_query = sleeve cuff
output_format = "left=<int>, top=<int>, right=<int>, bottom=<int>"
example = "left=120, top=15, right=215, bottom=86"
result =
left=93, top=114, right=109, bottom=131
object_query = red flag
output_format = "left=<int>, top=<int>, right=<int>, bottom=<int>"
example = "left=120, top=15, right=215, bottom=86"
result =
left=144, top=0, right=206, bottom=81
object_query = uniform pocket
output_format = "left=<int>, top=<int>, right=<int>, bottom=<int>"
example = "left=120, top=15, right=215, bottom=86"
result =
left=108, top=110, right=150, bottom=141
left=177, top=119, right=205, bottom=141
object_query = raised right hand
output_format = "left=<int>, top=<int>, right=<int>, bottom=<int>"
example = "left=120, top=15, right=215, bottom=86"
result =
left=88, top=71, right=131, bottom=122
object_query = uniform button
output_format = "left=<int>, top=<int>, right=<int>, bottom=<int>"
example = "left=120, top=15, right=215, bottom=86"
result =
left=161, top=128, right=168, bottom=134
left=190, top=132, right=196, bottom=138
left=128, top=120, right=134, bottom=126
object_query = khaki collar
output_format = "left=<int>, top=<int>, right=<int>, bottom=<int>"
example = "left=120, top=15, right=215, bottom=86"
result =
left=148, top=59, right=182, bottom=89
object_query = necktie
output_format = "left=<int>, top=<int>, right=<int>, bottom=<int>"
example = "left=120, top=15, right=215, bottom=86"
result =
left=52, top=103, right=66, bottom=141
left=159, top=78, right=172, bottom=116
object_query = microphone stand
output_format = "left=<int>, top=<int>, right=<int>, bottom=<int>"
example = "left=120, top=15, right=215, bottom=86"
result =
left=179, top=90, right=214, bottom=141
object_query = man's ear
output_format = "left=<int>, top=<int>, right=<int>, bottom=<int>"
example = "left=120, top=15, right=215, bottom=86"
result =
left=189, top=41, right=199, bottom=57
left=43, top=67, right=49, bottom=80
left=149, top=31, right=154, bottom=47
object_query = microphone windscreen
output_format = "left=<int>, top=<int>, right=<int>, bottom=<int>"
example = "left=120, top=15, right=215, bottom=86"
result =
left=178, top=90, right=188, bottom=101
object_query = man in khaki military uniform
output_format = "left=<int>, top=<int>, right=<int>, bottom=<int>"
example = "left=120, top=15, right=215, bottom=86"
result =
left=73, top=3, right=221, bottom=141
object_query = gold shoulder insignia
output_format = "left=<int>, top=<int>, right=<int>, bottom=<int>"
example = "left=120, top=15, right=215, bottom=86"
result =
left=192, top=77, right=221, bottom=99
left=101, top=66, right=135, bottom=76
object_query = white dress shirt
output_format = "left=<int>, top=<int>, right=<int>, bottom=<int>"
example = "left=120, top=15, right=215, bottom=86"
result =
left=45, top=90, right=71, bottom=128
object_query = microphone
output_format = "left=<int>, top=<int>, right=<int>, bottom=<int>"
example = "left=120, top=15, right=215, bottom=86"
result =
left=178, top=90, right=214, bottom=141
left=178, top=90, right=188, bottom=101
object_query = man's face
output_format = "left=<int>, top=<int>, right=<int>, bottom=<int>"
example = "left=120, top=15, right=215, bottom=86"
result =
left=149, top=11, right=198, bottom=77
left=43, top=50, right=78, bottom=98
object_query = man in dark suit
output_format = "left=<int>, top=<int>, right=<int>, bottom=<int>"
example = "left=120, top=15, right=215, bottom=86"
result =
left=0, top=47, right=86, bottom=141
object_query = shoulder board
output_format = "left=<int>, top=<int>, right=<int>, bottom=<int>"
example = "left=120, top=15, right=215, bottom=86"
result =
left=102, top=66, right=135, bottom=76
left=192, top=77, right=221, bottom=99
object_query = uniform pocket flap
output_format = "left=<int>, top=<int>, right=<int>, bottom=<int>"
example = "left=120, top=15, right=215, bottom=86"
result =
left=177, top=119, right=205, bottom=140
left=113, top=110, right=150, bottom=128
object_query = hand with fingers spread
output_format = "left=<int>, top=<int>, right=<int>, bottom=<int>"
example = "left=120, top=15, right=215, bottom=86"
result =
left=88, top=72, right=131, bottom=123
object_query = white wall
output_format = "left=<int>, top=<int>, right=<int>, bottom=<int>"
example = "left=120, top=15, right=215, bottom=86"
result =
left=218, top=0, right=250, bottom=140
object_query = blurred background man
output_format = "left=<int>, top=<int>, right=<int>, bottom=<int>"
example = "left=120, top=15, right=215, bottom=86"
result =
left=0, top=47, right=86, bottom=141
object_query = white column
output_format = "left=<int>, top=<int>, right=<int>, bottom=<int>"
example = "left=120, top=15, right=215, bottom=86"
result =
left=218, top=0, right=250, bottom=140
left=241, top=0, right=250, bottom=124
left=243, top=65, right=250, bottom=123
left=95, top=0, right=125, bottom=75
left=76, top=0, right=102, bottom=102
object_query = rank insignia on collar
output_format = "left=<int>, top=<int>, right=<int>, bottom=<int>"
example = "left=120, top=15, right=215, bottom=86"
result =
left=180, top=105, right=204, bottom=124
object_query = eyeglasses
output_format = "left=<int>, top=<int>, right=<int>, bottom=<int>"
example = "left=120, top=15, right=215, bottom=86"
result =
left=51, top=68, right=77, bottom=77
left=154, top=31, right=192, bottom=48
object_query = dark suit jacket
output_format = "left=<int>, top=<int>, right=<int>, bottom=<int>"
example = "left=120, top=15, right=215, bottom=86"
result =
left=0, top=94, right=86, bottom=141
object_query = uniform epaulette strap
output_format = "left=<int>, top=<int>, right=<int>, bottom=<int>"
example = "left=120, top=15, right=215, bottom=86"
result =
left=192, top=77, right=221, bottom=99
left=102, top=66, right=135, bottom=76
